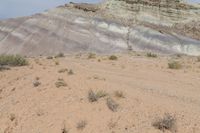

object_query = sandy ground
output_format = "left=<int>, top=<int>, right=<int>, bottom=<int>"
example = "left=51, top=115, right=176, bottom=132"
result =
left=0, top=53, right=200, bottom=133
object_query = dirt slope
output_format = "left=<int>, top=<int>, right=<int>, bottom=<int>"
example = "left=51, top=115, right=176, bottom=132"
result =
left=0, top=53, right=200, bottom=133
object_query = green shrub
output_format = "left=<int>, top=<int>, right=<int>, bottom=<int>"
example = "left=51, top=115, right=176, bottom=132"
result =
left=146, top=52, right=157, bottom=58
left=0, top=55, right=28, bottom=66
left=109, top=55, right=118, bottom=60
left=168, top=61, right=182, bottom=69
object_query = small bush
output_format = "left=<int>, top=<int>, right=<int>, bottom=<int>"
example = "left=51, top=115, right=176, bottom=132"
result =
left=55, top=53, right=65, bottom=58
left=109, top=55, right=118, bottom=60
left=77, top=120, right=87, bottom=130
left=0, top=55, right=28, bottom=66
left=88, top=53, right=96, bottom=59
left=168, top=61, right=182, bottom=69
left=106, top=98, right=119, bottom=112
left=152, top=114, right=176, bottom=132
left=114, top=91, right=125, bottom=98
left=88, top=90, right=98, bottom=102
left=146, top=52, right=157, bottom=58
left=55, top=79, right=67, bottom=88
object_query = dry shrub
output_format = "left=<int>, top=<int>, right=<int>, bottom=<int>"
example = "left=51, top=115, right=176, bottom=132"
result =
left=88, top=53, right=96, bottom=59
left=77, top=120, right=87, bottom=130
left=114, top=91, right=125, bottom=98
left=58, top=68, right=68, bottom=73
left=109, top=55, right=118, bottom=60
left=88, top=90, right=108, bottom=102
left=55, top=79, right=67, bottom=88
left=152, top=114, right=177, bottom=132
left=168, top=61, right=182, bottom=69
left=146, top=52, right=157, bottom=58
left=106, top=98, right=119, bottom=112
left=88, top=90, right=98, bottom=102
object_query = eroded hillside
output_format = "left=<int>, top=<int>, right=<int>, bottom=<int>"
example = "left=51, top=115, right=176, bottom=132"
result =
left=0, top=0, right=199, bottom=56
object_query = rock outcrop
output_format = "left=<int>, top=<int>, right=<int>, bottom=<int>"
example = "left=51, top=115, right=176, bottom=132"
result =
left=0, top=0, right=199, bottom=56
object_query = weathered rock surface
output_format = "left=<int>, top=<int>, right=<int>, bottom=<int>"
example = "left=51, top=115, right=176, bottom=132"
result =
left=0, top=0, right=200, bottom=56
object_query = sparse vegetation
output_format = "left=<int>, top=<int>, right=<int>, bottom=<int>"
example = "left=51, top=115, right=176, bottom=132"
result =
left=168, top=61, right=182, bottom=69
left=55, top=79, right=67, bottom=88
left=55, top=53, right=65, bottom=58
left=58, top=68, right=68, bottom=73
left=106, top=98, right=119, bottom=112
left=114, top=91, right=125, bottom=98
left=77, top=120, right=87, bottom=130
left=146, top=52, right=157, bottom=58
left=0, top=55, right=28, bottom=66
left=88, top=53, right=96, bottom=59
left=152, top=114, right=176, bottom=132
left=109, top=55, right=118, bottom=60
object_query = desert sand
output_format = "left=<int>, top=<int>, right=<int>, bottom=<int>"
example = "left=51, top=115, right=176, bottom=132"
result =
left=0, top=53, right=200, bottom=133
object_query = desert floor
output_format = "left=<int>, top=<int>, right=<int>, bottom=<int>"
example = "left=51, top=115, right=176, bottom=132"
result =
left=0, top=53, right=200, bottom=133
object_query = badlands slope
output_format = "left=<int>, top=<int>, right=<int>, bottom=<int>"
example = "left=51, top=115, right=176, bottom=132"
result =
left=0, top=0, right=200, bottom=56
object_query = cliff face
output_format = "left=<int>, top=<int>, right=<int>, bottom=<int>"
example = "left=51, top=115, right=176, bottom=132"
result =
left=0, top=0, right=199, bottom=56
